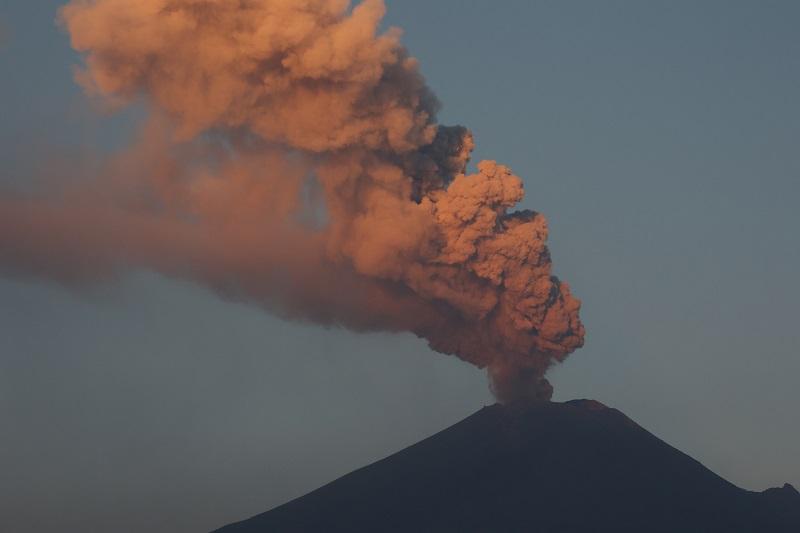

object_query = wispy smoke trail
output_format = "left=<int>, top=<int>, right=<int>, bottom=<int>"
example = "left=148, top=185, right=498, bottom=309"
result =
left=0, top=0, right=584, bottom=402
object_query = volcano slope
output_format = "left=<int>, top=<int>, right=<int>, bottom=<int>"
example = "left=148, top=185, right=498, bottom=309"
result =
left=213, top=400, right=800, bottom=532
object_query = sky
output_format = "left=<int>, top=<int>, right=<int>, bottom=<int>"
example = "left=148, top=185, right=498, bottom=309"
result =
left=1, top=1, right=799, bottom=532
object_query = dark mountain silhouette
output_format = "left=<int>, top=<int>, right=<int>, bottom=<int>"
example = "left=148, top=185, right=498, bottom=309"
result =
left=213, top=400, right=800, bottom=532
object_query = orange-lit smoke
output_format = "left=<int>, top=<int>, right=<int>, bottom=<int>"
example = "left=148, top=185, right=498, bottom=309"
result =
left=0, top=0, right=584, bottom=402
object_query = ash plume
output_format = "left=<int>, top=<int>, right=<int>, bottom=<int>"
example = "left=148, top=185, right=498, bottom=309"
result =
left=0, top=0, right=584, bottom=402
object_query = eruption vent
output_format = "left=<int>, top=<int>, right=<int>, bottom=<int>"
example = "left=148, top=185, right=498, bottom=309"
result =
left=0, top=0, right=584, bottom=402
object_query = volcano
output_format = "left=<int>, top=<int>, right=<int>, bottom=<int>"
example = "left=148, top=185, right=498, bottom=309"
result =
left=212, top=400, right=799, bottom=532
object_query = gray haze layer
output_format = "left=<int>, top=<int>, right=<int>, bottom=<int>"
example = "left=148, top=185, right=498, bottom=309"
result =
left=1, top=2, right=799, bottom=532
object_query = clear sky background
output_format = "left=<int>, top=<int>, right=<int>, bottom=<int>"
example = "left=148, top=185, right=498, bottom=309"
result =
left=1, top=1, right=799, bottom=532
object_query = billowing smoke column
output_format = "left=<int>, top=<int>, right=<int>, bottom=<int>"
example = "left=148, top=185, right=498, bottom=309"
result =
left=0, top=0, right=584, bottom=402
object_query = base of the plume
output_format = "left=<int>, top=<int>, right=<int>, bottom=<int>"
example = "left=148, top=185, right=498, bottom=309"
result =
left=488, top=364, right=553, bottom=404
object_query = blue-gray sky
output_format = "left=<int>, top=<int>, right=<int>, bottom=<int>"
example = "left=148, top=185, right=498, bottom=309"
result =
left=1, top=2, right=798, bottom=532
